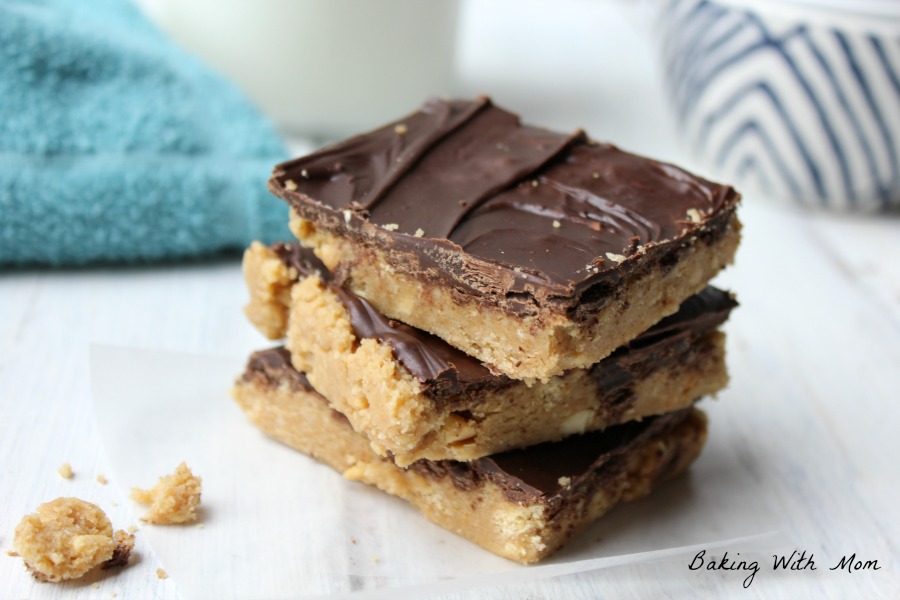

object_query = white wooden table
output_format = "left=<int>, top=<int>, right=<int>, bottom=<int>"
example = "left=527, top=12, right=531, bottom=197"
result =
left=2, top=2, right=898, bottom=598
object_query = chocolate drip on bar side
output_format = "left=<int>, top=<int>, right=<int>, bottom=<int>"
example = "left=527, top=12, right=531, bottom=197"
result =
left=271, top=97, right=739, bottom=308
left=243, top=347, right=312, bottom=392
left=271, top=243, right=735, bottom=399
left=410, top=408, right=695, bottom=505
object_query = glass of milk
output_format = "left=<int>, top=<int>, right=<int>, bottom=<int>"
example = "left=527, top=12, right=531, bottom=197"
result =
left=138, top=0, right=460, bottom=140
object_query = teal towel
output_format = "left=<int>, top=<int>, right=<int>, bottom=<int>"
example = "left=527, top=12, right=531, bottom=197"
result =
left=0, top=0, right=290, bottom=266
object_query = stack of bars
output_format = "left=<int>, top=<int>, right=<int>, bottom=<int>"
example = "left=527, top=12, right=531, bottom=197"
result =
left=232, top=97, right=741, bottom=564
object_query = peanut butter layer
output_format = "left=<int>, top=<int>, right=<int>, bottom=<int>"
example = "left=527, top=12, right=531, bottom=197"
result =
left=270, top=97, right=740, bottom=379
left=232, top=359, right=708, bottom=564
left=243, top=242, right=733, bottom=465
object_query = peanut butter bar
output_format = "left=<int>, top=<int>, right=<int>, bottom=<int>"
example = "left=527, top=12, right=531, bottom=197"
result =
left=242, top=241, right=734, bottom=466
left=270, top=97, right=740, bottom=380
left=232, top=350, right=708, bottom=564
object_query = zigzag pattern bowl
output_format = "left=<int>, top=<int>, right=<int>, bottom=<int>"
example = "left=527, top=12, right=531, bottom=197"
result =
left=658, top=0, right=900, bottom=210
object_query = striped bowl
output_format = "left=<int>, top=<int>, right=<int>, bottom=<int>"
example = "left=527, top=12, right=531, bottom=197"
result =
left=657, top=0, right=900, bottom=210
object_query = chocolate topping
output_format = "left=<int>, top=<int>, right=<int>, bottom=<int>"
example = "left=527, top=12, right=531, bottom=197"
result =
left=270, top=97, right=739, bottom=310
left=270, top=242, right=736, bottom=399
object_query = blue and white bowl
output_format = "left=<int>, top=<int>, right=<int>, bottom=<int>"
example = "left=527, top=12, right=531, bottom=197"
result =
left=657, top=0, right=900, bottom=210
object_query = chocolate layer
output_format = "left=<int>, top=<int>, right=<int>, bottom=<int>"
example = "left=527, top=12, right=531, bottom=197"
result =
left=270, top=242, right=331, bottom=281
left=272, top=242, right=735, bottom=400
left=243, top=347, right=312, bottom=392
left=452, top=408, right=694, bottom=505
left=270, top=97, right=739, bottom=314
left=592, top=287, right=737, bottom=398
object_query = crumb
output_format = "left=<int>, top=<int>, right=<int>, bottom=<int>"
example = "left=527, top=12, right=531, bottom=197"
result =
left=343, top=209, right=352, bottom=224
left=552, top=220, right=561, bottom=229
left=382, top=223, right=399, bottom=232
left=394, top=124, right=407, bottom=135
left=592, top=172, right=600, bottom=179
left=301, top=169, right=309, bottom=179
left=156, top=567, right=168, bottom=580
left=97, top=474, right=108, bottom=485
left=58, top=464, right=73, bottom=479
left=92, top=582, right=100, bottom=589
left=7, top=550, right=19, bottom=557
left=414, top=228, right=425, bottom=238
left=126, top=525, right=138, bottom=534
left=558, top=476, right=572, bottom=487
left=531, top=180, right=539, bottom=187
left=13, top=498, right=132, bottom=582
left=605, top=252, right=626, bottom=263
left=284, top=179, right=298, bottom=191
left=513, top=267, right=522, bottom=273
left=351, top=538, right=357, bottom=545
left=130, top=462, right=202, bottom=525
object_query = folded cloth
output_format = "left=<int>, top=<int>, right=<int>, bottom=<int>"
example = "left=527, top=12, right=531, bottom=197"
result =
left=0, top=0, right=290, bottom=266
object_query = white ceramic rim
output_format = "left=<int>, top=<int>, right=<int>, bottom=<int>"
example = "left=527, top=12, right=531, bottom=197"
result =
left=710, top=0, right=900, bottom=34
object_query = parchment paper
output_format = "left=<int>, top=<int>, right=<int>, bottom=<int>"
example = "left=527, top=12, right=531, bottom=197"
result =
left=89, top=345, right=779, bottom=599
